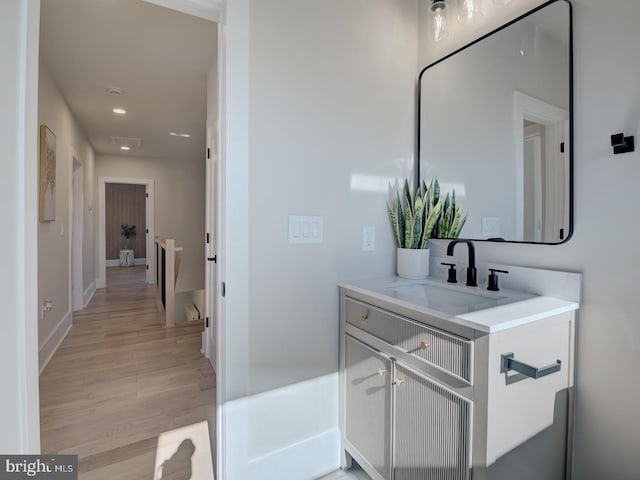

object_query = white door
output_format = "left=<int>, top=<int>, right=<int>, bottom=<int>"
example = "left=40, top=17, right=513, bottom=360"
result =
left=204, top=127, right=218, bottom=368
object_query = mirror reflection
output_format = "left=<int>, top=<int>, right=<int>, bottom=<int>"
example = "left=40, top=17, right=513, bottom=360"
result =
left=419, top=0, right=572, bottom=243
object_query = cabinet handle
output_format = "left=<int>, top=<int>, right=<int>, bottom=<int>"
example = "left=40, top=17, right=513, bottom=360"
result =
left=378, top=368, right=389, bottom=376
left=393, top=378, right=405, bottom=386
left=420, top=341, right=430, bottom=350
left=359, top=315, right=368, bottom=323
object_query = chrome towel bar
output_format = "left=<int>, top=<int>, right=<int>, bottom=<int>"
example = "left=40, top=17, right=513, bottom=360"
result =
left=500, top=353, right=561, bottom=380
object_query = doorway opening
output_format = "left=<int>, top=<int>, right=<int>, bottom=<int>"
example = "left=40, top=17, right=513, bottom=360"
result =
left=35, top=0, right=222, bottom=477
left=97, top=177, right=155, bottom=288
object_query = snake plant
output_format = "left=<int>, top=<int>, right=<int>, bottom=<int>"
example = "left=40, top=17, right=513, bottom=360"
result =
left=431, top=185, right=467, bottom=239
left=387, top=178, right=466, bottom=249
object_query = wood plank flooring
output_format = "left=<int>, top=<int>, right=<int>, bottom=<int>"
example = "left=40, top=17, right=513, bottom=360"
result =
left=39, top=266, right=215, bottom=479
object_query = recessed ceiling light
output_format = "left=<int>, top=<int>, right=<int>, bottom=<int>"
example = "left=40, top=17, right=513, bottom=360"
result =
left=169, top=132, right=179, bottom=136
left=112, top=108, right=127, bottom=115
left=180, top=133, right=191, bottom=138
left=120, top=146, right=130, bottom=151
left=107, top=86, right=124, bottom=96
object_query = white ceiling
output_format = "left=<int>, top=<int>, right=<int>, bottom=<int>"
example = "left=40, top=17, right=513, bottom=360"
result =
left=39, top=0, right=217, bottom=161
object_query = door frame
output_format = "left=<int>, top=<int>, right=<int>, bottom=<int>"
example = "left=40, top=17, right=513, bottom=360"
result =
left=97, top=176, right=155, bottom=288
left=16, top=0, right=230, bottom=466
left=205, top=124, right=216, bottom=367
left=513, top=91, right=568, bottom=242
left=70, top=155, right=84, bottom=311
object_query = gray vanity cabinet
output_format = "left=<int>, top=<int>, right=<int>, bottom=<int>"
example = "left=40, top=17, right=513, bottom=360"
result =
left=393, top=362, right=471, bottom=480
left=344, top=336, right=392, bottom=480
left=339, top=284, right=577, bottom=480
left=343, top=335, right=471, bottom=480
left=341, top=294, right=475, bottom=480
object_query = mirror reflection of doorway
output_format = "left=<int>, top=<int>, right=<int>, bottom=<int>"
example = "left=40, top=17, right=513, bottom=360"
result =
left=515, top=91, right=569, bottom=243
left=523, top=121, right=545, bottom=243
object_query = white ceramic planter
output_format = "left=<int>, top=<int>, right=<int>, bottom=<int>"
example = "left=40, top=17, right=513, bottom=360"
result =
left=397, top=248, right=430, bottom=279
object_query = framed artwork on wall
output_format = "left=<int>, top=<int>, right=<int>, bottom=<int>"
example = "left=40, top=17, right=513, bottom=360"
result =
left=39, top=124, right=56, bottom=222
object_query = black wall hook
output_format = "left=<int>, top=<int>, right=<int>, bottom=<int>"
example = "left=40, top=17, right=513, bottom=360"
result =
left=611, top=133, right=635, bottom=154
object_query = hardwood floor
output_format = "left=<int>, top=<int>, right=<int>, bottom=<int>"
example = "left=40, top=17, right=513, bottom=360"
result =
left=39, top=266, right=215, bottom=479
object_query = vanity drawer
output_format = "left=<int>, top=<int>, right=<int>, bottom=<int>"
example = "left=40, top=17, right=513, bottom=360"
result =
left=345, top=297, right=473, bottom=383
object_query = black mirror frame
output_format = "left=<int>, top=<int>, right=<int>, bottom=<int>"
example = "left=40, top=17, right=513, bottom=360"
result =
left=416, top=0, right=573, bottom=245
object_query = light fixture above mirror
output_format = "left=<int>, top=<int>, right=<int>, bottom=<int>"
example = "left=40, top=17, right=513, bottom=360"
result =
left=458, top=0, right=482, bottom=24
left=428, top=0, right=516, bottom=42
left=430, top=0, right=449, bottom=42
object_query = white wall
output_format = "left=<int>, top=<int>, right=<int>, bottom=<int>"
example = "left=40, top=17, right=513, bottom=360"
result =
left=421, top=1, right=640, bottom=478
left=38, top=64, right=96, bottom=362
left=239, top=0, right=419, bottom=477
left=96, top=154, right=206, bottom=293
left=0, top=0, right=41, bottom=453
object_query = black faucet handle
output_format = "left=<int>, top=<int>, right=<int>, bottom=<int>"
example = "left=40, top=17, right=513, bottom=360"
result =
left=487, top=268, right=509, bottom=291
left=441, top=263, right=457, bottom=283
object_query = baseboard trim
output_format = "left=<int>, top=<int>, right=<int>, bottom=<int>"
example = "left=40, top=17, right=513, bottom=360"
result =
left=249, top=429, right=340, bottom=480
left=39, top=311, right=72, bottom=374
left=83, top=279, right=96, bottom=308
left=106, top=257, right=147, bottom=267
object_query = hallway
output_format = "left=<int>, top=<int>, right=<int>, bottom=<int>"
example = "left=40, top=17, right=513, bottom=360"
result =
left=39, top=266, right=215, bottom=479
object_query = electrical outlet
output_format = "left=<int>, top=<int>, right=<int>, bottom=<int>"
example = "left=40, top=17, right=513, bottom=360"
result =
left=41, top=298, right=52, bottom=320
left=362, top=226, right=375, bottom=251
left=482, top=217, right=499, bottom=237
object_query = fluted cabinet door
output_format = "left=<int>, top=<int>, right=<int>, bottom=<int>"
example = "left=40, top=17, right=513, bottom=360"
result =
left=345, top=335, right=392, bottom=480
left=393, top=363, right=471, bottom=480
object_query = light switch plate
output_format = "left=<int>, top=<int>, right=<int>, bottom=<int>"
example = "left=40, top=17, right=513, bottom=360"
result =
left=482, top=217, right=500, bottom=237
left=289, top=216, right=323, bottom=244
left=362, top=226, right=375, bottom=251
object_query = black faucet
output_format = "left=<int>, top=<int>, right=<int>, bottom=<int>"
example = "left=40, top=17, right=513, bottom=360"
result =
left=446, top=240, right=477, bottom=287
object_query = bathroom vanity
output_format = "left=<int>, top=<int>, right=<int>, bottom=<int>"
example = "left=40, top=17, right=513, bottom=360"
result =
left=340, top=1, right=579, bottom=477
left=338, top=260, right=580, bottom=480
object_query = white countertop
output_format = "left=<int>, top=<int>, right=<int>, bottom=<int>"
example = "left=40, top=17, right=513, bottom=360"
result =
left=339, top=276, right=579, bottom=333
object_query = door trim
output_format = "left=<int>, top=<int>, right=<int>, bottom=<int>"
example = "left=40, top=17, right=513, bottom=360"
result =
left=513, top=91, right=569, bottom=242
left=70, top=155, right=83, bottom=311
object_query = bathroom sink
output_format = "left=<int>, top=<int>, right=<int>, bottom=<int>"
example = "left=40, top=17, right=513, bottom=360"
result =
left=384, top=279, right=521, bottom=315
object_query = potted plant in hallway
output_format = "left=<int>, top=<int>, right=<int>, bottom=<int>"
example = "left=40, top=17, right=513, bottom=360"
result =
left=120, top=224, right=137, bottom=267
left=388, top=178, right=467, bottom=279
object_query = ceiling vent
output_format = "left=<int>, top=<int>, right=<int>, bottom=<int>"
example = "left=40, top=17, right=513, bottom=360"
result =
left=111, top=136, right=141, bottom=148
